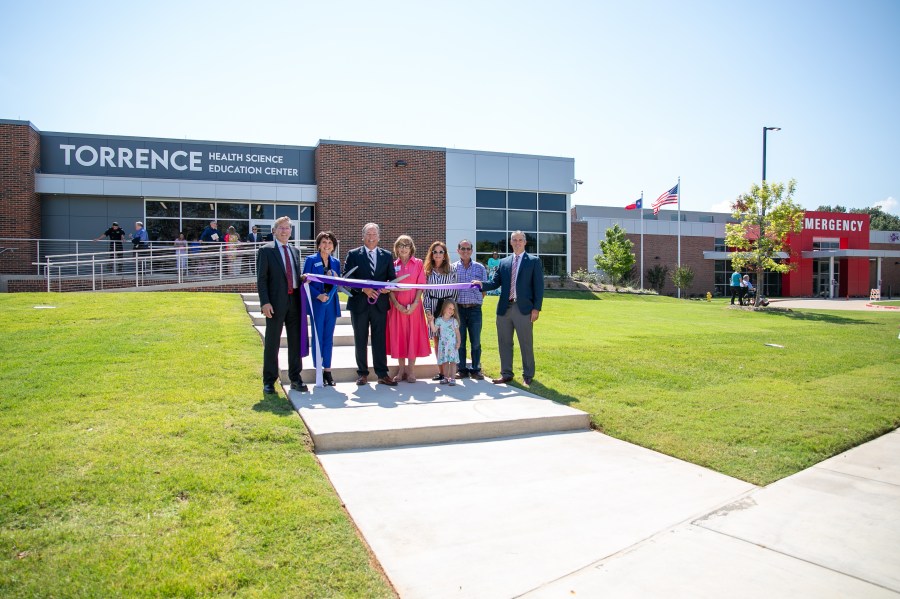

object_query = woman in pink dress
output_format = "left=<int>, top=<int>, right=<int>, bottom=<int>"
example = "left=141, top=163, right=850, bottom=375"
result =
left=386, top=235, right=430, bottom=383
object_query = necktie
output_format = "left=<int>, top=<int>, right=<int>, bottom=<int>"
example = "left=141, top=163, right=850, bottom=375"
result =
left=510, top=254, right=520, bottom=301
left=283, top=245, right=294, bottom=295
left=369, top=250, right=376, bottom=273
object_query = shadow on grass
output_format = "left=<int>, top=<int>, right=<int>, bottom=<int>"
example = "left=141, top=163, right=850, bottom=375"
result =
left=759, top=310, right=877, bottom=325
left=252, top=393, right=295, bottom=416
left=517, top=379, right=581, bottom=407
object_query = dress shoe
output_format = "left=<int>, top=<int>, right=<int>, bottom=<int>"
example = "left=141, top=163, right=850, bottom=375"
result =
left=263, top=383, right=276, bottom=394
left=523, top=376, right=533, bottom=386
left=356, top=375, right=368, bottom=386
left=377, top=376, right=398, bottom=386
left=323, top=371, right=336, bottom=386
left=290, top=380, right=308, bottom=392
left=491, top=376, right=513, bottom=385
left=455, top=371, right=470, bottom=379
left=471, top=371, right=485, bottom=380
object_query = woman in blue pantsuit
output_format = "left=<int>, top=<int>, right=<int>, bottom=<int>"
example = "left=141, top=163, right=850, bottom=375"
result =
left=303, top=231, right=342, bottom=386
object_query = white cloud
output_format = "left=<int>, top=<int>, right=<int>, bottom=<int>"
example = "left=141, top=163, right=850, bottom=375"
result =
left=709, top=200, right=733, bottom=214
left=873, top=196, right=898, bottom=215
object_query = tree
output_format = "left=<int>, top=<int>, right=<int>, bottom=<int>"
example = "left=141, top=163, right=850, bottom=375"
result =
left=856, top=207, right=900, bottom=231
left=726, top=179, right=804, bottom=306
left=671, top=265, right=694, bottom=297
left=594, top=224, right=636, bottom=286
left=647, top=264, right=669, bottom=293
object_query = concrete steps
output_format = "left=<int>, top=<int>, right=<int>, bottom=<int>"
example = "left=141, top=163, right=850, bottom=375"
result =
left=241, top=289, right=591, bottom=452
left=278, top=345, right=440, bottom=384
left=294, top=382, right=590, bottom=452
left=254, top=323, right=359, bottom=348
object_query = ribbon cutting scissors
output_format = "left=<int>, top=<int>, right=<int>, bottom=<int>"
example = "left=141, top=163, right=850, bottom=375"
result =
left=368, top=273, right=409, bottom=304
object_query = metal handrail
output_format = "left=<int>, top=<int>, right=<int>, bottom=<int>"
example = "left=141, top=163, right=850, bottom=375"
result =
left=3, top=237, right=317, bottom=275
left=33, top=241, right=319, bottom=292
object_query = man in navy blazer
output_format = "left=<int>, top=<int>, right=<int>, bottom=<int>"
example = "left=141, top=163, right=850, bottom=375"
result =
left=257, top=216, right=307, bottom=394
left=478, top=230, right=544, bottom=386
left=343, top=222, right=397, bottom=386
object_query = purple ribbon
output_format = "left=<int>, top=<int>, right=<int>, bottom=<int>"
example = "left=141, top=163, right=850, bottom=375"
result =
left=302, top=273, right=477, bottom=387
left=305, top=273, right=478, bottom=291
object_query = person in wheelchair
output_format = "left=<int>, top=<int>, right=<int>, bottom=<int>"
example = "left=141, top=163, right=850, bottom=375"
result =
left=741, top=274, right=755, bottom=306
left=741, top=274, right=769, bottom=306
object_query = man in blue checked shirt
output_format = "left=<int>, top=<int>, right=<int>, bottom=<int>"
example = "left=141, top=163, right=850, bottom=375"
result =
left=452, top=239, right=487, bottom=380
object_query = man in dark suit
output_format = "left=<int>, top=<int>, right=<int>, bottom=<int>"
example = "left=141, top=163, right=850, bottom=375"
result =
left=478, top=230, right=544, bottom=386
left=257, top=216, right=307, bottom=394
left=343, top=222, right=397, bottom=386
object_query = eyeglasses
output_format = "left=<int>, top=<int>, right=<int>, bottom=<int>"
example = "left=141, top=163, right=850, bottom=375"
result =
left=458, top=247, right=472, bottom=251
left=432, top=249, right=445, bottom=255
left=397, top=243, right=411, bottom=248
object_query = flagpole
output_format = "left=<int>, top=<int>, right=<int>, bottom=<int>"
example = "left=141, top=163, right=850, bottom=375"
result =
left=640, top=191, right=644, bottom=290
left=677, top=176, right=682, bottom=299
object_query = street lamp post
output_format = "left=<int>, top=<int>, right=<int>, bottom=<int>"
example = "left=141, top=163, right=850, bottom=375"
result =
left=756, top=126, right=781, bottom=306
left=762, top=126, right=781, bottom=182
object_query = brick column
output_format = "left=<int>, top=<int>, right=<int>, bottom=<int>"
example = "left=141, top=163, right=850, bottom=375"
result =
left=315, top=142, right=446, bottom=257
left=0, top=121, right=41, bottom=274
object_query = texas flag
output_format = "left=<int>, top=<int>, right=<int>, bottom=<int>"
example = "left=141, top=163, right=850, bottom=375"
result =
left=624, top=198, right=642, bottom=210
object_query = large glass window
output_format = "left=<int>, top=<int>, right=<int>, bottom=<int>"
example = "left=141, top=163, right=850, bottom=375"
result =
left=714, top=259, right=783, bottom=297
left=538, top=193, right=566, bottom=211
left=477, top=209, right=506, bottom=230
left=275, top=205, right=299, bottom=220
left=508, top=192, right=537, bottom=210
left=508, top=210, right=537, bottom=232
left=144, top=200, right=314, bottom=243
left=475, top=231, right=509, bottom=255
left=538, top=233, right=566, bottom=254
left=539, top=212, right=566, bottom=232
left=251, top=204, right=275, bottom=220
left=476, top=189, right=505, bottom=208
left=474, top=188, right=568, bottom=275
left=146, top=200, right=179, bottom=218
left=218, top=203, right=249, bottom=220
left=146, top=218, right=180, bottom=242
left=183, top=201, right=215, bottom=219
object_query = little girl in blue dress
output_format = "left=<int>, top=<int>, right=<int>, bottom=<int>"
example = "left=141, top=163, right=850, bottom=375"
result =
left=432, top=300, right=461, bottom=385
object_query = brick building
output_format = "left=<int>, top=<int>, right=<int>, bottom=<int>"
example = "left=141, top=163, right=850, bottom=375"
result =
left=572, top=205, right=900, bottom=298
left=0, top=119, right=575, bottom=291
left=3, top=118, right=897, bottom=297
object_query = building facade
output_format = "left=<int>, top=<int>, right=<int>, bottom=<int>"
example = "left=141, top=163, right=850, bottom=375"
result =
left=573, top=205, right=900, bottom=298
left=0, top=119, right=576, bottom=289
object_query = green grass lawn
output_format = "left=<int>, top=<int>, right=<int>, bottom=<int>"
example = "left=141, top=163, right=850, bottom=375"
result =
left=2, top=291, right=899, bottom=595
left=0, top=293, right=392, bottom=598
left=479, top=292, right=900, bottom=485
left=872, top=300, right=900, bottom=307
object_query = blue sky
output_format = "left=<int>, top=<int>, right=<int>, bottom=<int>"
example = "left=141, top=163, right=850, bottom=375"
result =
left=1, top=0, right=897, bottom=214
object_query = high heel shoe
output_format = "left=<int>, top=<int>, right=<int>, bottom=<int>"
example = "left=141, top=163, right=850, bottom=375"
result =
left=323, top=371, right=336, bottom=386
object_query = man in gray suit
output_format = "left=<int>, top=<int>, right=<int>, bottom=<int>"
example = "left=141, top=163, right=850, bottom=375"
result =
left=477, top=231, right=544, bottom=386
left=257, top=216, right=306, bottom=394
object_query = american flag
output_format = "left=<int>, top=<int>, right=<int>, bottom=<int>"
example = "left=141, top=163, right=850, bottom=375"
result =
left=652, top=184, right=679, bottom=215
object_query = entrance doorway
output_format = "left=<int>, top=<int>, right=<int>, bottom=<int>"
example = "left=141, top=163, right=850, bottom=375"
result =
left=813, top=259, right=840, bottom=297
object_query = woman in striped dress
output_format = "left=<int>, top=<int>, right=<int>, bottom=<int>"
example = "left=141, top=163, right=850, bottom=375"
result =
left=423, top=241, right=458, bottom=381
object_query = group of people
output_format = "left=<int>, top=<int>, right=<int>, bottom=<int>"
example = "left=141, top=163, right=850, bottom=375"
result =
left=730, top=271, right=757, bottom=306
left=257, top=220, right=545, bottom=395
left=95, top=219, right=272, bottom=276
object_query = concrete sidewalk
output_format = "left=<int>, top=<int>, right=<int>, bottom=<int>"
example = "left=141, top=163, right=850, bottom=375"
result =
left=767, top=297, right=895, bottom=311
left=301, top=380, right=899, bottom=598
left=245, top=294, right=899, bottom=597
